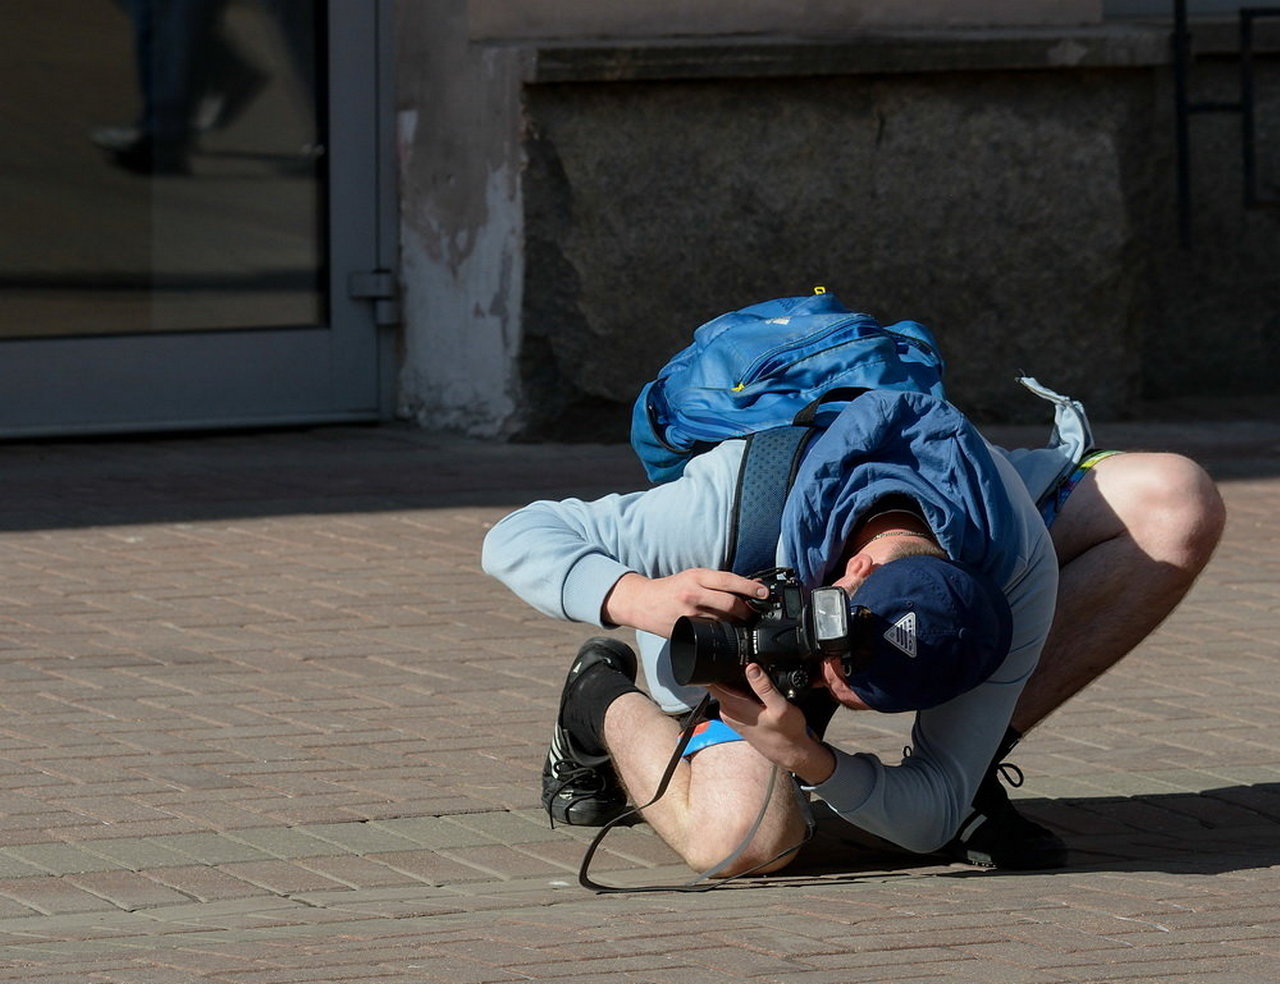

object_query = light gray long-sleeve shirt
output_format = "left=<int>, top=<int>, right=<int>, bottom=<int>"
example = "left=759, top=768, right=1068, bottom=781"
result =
left=482, top=425, right=1065, bottom=853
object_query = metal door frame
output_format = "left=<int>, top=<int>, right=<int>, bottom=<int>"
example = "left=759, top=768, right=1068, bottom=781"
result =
left=0, top=0, right=396, bottom=438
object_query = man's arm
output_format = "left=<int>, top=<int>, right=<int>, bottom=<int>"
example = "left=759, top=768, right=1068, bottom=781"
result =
left=603, top=569, right=768, bottom=638
left=721, top=450, right=1062, bottom=855
left=482, top=441, right=763, bottom=636
left=808, top=521, right=1059, bottom=853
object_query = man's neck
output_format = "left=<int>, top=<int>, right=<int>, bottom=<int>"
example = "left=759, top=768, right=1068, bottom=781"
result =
left=849, top=508, right=934, bottom=553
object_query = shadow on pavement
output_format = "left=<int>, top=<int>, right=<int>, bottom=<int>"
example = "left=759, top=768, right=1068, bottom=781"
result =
left=789, top=783, right=1280, bottom=880
left=579, top=783, right=1280, bottom=894
left=0, top=425, right=649, bottom=532
left=3, top=414, right=1279, bottom=532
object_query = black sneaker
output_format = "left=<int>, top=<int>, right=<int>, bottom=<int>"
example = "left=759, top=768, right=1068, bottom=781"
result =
left=540, top=637, right=638, bottom=827
left=944, top=736, right=1068, bottom=870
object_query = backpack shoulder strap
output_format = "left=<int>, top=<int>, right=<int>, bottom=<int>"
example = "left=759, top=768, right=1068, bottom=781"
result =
left=725, top=388, right=869, bottom=576
left=726, top=425, right=818, bottom=576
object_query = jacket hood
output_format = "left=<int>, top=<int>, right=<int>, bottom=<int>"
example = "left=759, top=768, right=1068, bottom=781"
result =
left=780, top=391, right=1021, bottom=589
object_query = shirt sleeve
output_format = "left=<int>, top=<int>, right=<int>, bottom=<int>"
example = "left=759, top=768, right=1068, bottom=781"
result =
left=804, top=454, right=1060, bottom=854
left=481, top=443, right=744, bottom=626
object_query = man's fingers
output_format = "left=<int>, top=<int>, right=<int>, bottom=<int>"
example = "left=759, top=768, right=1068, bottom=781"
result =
left=697, top=569, right=769, bottom=600
left=704, top=596, right=756, bottom=623
left=744, top=663, right=785, bottom=709
left=707, top=667, right=781, bottom=711
left=684, top=570, right=765, bottom=621
left=707, top=682, right=765, bottom=730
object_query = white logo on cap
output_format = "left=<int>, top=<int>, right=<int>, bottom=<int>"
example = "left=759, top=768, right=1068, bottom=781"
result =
left=884, top=612, right=918, bottom=658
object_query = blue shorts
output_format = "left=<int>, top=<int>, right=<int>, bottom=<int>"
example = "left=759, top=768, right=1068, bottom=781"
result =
left=1037, top=450, right=1122, bottom=527
left=683, top=719, right=745, bottom=757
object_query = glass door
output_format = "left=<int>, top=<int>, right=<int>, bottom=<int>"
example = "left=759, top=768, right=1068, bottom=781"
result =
left=0, top=0, right=392, bottom=437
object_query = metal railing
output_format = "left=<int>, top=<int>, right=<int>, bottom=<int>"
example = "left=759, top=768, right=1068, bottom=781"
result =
left=1173, top=0, right=1280, bottom=246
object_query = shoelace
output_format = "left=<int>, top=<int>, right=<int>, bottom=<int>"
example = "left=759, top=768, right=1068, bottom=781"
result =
left=912, top=741, right=1025, bottom=791
left=549, top=761, right=609, bottom=794
left=996, top=761, right=1025, bottom=788
left=546, top=763, right=613, bottom=829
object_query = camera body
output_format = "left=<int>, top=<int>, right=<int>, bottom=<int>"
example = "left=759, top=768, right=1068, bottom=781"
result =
left=670, top=568, right=871, bottom=699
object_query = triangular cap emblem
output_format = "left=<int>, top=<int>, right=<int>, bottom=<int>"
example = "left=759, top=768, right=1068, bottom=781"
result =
left=884, top=612, right=918, bottom=658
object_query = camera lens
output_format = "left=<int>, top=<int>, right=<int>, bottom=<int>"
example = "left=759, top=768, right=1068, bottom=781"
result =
left=670, top=617, right=748, bottom=686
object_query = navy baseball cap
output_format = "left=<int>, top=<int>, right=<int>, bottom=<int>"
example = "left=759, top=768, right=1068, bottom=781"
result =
left=844, top=555, right=1013, bottom=713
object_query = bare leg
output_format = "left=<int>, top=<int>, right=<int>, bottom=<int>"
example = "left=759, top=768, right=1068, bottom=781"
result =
left=603, top=693, right=810, bottom=875
left=1013, top=453, right=1226, bottom=733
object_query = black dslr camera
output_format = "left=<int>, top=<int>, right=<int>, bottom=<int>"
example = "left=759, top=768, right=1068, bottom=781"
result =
left=670, top=568, right=873, bottom=700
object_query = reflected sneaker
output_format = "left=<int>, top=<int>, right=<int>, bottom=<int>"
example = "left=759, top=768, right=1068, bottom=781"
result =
left=540, top=637, right=638, bottom=827
left=944, top=737, right=1068, bottom=870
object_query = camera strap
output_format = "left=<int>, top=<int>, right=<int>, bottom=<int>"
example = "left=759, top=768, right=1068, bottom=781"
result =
left=577, top=694, right=814, bottom=893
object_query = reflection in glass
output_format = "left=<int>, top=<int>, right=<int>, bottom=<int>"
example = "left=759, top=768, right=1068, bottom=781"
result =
left=0, top=0, right=325, bottom=340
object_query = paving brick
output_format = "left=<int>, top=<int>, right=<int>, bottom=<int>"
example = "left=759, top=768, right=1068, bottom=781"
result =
left=364, top=850, right=500, bottom=885
left=138, top=865, right=264, bottom=902
left=0, top=421, right=1275, bottom=981
left=370, top=817, right=502, bottom=850
left=0, top=853, right=48, bottom=879
left=210, top=860, right=351, bottom=896
left=290, top=854, right=424, bottom=889
left=291, top=821, right=423, bottom=855
left=220, top=826, right=343, bottom=860
left=139, top=834, right=274, bottom=866
left=0, top=844, right=126, bottom=877
left=62, top=870, right=191, bottom=910
left=0, top=877, right=121, bottom=915
left=439, top=844, right=575, bottom=880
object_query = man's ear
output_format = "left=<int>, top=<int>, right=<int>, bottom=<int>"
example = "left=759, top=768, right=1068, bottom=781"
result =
left=821, top=657, right=869, bottom=710
left=843, top=552, right=875, bottom=579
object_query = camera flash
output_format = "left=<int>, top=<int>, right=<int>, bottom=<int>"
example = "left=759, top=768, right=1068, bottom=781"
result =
left=810, top=586, right=849, bottom=653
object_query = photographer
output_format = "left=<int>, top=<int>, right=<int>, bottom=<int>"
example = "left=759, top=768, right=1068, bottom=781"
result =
left=482, top=388, right=1223, bottom=875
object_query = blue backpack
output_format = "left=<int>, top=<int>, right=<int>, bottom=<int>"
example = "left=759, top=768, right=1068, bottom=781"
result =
left=629, top=289, right=948, bottom=575
left=630, top=290, right=947, bottom=484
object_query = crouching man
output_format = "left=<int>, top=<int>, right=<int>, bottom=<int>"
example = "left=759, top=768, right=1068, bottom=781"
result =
left=483, top=387, right=1224, bottom=875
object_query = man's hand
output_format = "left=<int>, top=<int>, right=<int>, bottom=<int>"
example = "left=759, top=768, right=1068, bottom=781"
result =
left=602, top=569, right=768, bottom=639
left=709, top=664, right=837, bottom=787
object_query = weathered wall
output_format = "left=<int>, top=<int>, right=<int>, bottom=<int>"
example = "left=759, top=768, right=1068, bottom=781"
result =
left=391, top=2, right=1109, bottom=437
left=520, top=68, right=1159, bottom=432
left=394, top=0, right=528, bottom=436
left=392, top=5, right=1278, bottom=439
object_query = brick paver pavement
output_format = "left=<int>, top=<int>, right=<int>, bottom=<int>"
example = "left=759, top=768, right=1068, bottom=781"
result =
left=0, top=415, right=1277, bottom=982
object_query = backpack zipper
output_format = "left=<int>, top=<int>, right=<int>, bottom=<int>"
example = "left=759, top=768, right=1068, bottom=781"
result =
left=733, top=315, right=870, bottom=389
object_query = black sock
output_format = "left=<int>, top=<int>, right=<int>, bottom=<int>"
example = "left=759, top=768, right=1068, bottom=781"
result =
left=561, top=664, right=641, bottom=757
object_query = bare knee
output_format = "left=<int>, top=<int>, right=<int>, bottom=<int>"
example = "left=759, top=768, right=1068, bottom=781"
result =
left=1105, top=454, right=1225, bottom=572
left=684, top=840, right=800, bottom=878
left=681, top=817, right=806, bottom=877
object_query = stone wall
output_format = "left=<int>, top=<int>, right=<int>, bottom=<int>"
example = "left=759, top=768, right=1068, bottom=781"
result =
left=393, top=5, right=1280, bottom=440
left=516, top=35, right=1166, bottom=436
